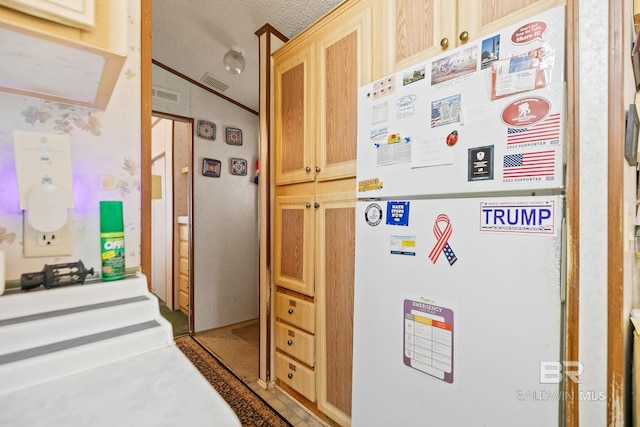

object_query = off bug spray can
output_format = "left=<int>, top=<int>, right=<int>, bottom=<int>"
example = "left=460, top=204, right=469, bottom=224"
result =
left=100, top=201, right=125, bottom=281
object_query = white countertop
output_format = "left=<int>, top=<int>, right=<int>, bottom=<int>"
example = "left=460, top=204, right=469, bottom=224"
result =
left=0, top=344, right=241, bottom=426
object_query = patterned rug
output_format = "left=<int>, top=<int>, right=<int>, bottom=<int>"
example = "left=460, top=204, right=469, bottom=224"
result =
left=175, top=336, right=292, bottom=427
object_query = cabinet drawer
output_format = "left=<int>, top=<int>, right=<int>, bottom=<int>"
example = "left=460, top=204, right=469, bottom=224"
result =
left=275, top=321, right=315, bottom=367
left=179, top=224, right=188, bottom=241
left=179, top=257, right=189, bottom=274
left=179, top=273, right=188, bottom=292
left=275, top=352, right=315, bottom=402
left=275, top=292, right=315, bottom=334
left=179, top=241, right=188, bottom=258
left=179, top=290, right=188, bottom=313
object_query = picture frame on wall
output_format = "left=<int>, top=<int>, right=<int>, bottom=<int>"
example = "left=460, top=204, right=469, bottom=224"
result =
left=225, top=127, right=243, bottom=145
left=202, top=158, right=221, bottom=177
left=625, top=103, right=639, bottom=166
left=230, top=158, right=247, bottom=176
left=197, top=120, right=216, bottom=140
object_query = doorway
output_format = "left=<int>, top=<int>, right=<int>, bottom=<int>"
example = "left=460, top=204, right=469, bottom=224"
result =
left=151, top=113, right=193, bottom=334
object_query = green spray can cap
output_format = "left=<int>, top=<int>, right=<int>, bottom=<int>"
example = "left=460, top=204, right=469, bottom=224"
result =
left=100, top=201, right=123, bottom=233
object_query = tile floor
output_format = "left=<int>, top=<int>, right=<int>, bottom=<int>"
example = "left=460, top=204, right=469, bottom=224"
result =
left=247, top=381, right=329, bottom=427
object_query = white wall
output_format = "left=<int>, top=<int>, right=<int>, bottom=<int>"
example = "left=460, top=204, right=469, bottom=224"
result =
left=152, top=64, right=259, bottom=331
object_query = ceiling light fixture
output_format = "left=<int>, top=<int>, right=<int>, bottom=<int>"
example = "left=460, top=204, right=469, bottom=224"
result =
left=223, top=47, right=245, bottom=75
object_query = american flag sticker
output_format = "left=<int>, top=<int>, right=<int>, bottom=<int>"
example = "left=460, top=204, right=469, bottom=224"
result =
left=507, top=113, right=561, bottom=147
left=503, top=150, right=555, bottom=180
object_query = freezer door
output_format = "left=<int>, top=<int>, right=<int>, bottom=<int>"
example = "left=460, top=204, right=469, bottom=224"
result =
left=355, top=6, right=566, bottom=200
left=352, top=196, right=563, bottom=426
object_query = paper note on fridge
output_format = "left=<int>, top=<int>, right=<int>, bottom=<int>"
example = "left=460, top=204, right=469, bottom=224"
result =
left=411, top=136, right=454, bottom=168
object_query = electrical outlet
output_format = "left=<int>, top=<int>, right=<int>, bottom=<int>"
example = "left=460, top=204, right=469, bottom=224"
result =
left=23, top=211, right=72, bottom=257
left=36, top=231, right=61, bottom=246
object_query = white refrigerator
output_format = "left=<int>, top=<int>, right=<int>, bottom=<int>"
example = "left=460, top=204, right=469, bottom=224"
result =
left=351, top=6, right=567, bottom=426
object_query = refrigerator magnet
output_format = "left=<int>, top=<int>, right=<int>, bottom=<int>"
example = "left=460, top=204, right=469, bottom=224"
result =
left=364, top=203, right=383, bottom=226
left=386, top=201, right=410, bottom=226
left=446, top=130, right=458, bottom=146
left=468, top=145, right=494, bottom=181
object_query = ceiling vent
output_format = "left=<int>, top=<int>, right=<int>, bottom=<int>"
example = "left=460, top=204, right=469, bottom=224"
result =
left=152, top=86, right=180, bottom=104
left=201, top=73, right=230, bottom=92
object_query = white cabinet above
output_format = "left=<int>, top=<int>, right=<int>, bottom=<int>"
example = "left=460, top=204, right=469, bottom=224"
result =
left=0, top=0, right=95, bottom=30
left=0, top=0, right=127, bottom=110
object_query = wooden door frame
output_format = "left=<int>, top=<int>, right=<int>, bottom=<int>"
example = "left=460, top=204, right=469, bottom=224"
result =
left=141, top=0, right=151, bottom=290
left=607, top=0, right=626, bottom=425
left=565, top=0, right=580, bottom=425
left=151, top=111, right=195, bottom=333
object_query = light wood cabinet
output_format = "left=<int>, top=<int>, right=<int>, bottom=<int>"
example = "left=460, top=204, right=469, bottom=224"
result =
left=275, top=321, right=315, bottom=367
left=275, top=352, right=316, bottom=402
left=272, top=183, right=356, bottom=419
left=377, top=0, right=564, bottom=77
left=273, top=46, right=314, bottom=185
left=178, top=223, right=189, bottom=315
left=315, top=3, right=371, bottom=182
left=274, top=0, right=371, bottom=186
left=0, top=0, right=127, bottom=109
left=274, top=193, right=316, bottom=297
left=314, top=191, right=355, bottom=426
left=274, top=291, right=316, bottom=334
left=272, top=1, right=369, bottom=424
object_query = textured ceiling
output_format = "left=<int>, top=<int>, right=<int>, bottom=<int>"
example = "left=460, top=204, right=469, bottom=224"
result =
left=152, top=0, right=344, bottom=112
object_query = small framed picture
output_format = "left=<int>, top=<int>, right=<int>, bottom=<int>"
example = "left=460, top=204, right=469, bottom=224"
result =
left=226, top=127, right=243, bottom=145
left=230, top=158, right=247, bottom=176
left=197, top=120, right=216, bottom=140
left=202, top=158, right=221, bottom=177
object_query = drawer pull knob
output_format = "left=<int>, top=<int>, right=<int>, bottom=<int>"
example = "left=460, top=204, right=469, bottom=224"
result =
left=459, top=31, right=469, bottom=42
left=288, top=308, right=294, bottom=314
left=288, top=373, right=293, bottom=379
left=305, top=166, right=311, bottom=172
left=287, top=340, right=293, bottom=346
left=305, top=202, right=311, bottom=208
left=315, top=166, right=321, bottom=172
left=440, top=37, right=449, bottom=48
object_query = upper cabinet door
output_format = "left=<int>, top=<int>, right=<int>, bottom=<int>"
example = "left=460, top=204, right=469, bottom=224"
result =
left=316, top=2, right=372, bottom=182
left=379, top=0, right=456, bottom=76
left=274, top=46, right=315, bottom=185
left=458, top=0, right=565, bottom=43
left=378, top=0, right=564, bottom=78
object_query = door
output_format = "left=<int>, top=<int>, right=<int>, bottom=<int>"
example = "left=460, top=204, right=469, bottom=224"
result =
left=151, top=153, right=169, bottom=302
left=151, top=117, right=174, bottom=305
left=150, top=114, right=192, bottom=324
